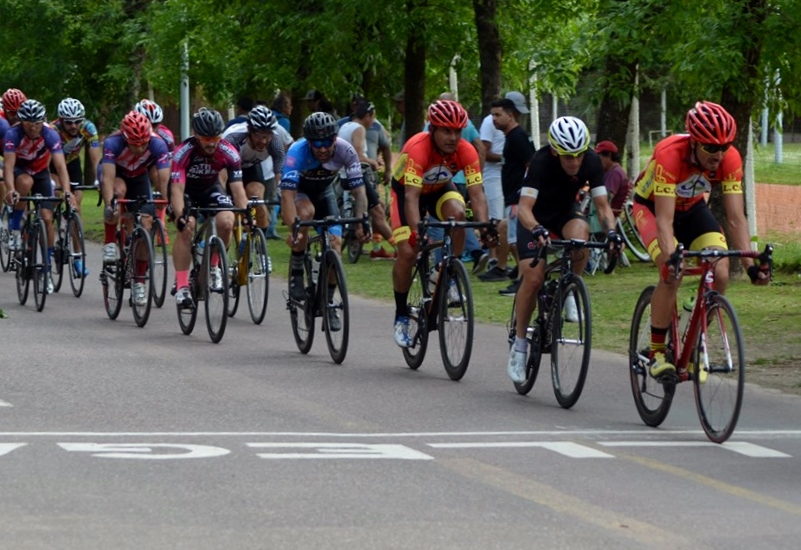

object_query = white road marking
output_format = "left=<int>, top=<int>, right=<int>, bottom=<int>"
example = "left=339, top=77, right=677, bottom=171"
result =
left=58, top=443, right=231, bottom=459
left=247, top=443, right=433, bottom=460
left=599, top=441, right=792, bottom=457
left=0, top=443, right=26, bottom=456
left=0, top=399, right=12, bottom=407
left=428, top=441, right=614, bottom=458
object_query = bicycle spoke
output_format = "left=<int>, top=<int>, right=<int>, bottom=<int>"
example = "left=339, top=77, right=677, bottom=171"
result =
left=438, top=260, right=473, bottom=381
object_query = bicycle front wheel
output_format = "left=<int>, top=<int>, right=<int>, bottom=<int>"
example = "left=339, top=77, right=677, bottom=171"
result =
left=322, top=250, right=350, bottom=364
left=509, top=296, right=544, bottom=396
left=150, top=218, right=168, bottom=308
left=67, top=214, right=86, bottom=297
left=629, top=285, right=674, bottom=426
left=130, top=227, right=154, bottom=328
left=52, top=213, right=65, bottom=293
left=289, top=253, right=315, bottom=354
left=550, top=275, right=591, bottom=408
left=246, top=228, right=269, bottom=325
left=204, top=235, right=229, bottom=343
left=16, top=238, right=29, bottom=305
left=32, top=219, right=48, bottom=312
left=694, top=293, right=745, bottom=443
left=438, top=259, right=474, bottom=381
left=0, top=207, right=11, bottom=273
left=226, top=235, right=241, bottom=318
left=402, top=262, right=429, bottom=370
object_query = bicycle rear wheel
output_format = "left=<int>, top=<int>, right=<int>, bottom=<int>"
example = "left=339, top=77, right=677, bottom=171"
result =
left=289, top=253, right=315, bottom=354
left=204, top=235, right=229, bottom=343
left=66, top=214, right=86, bottom=297
left=550, top=275, right=591, bottom=408
left=629, top=285, right=674, bottom=426
left=16, top=239, right=30, bottom=305
left=32, top=219, right=48, bottom=312
left=52, top=212, right=65, bottom=293
left=150, top=218, right=168, bottom=308
left=322, top=250, right=350, bottom=364
left=130, top=227, right=154, bottom=327
left=694, top=293, right=745, bottom=443
left=620, top=203, right=650, bottom=262
left=246, top=228, right=270, bottom=324
left=177, top=270, right=199, bottom=336
left=509, top=296, right=544, bottom=396
left=402, top=262, right=429, bottom=370
left=0, top=207, right=10, bottom=273
left=438, top=259, right=474, bottom=381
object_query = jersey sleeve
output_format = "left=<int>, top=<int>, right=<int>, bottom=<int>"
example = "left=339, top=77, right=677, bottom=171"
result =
left=719, top=148, right=744, bottom=194
left=340, top=142, right=364, bottom=190
left=280, top=142, right=304, bottom=191
left=457, top=140, right=482, bottom=187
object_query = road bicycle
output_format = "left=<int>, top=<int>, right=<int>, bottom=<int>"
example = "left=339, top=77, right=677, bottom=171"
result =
left=617, top=199, right=650, bottom=262
left=507, top=237, right=618, bottom=408
left=227, top=197, right=278, bottom=324
left=99, top=196, right=156, bottom=327
left=51, top=184, right=94, bottom=297
left=149, top=191, right=170, bottom=308
left=0, top=204, right=13, bottom=273
left=12, top=194, right=62, bottom=312
left=629, top=244, right=773, bottom=443
left=175, top=204, right=239, bottom=343
left=336, top=164, right=387, bottom=264
left=403, top=218, right=497, bottom=381
left=287, top=214, right=370, bottom=364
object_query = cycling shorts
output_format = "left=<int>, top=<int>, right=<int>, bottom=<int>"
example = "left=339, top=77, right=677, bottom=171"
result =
left=186, top=182, right=233, bottom=216
left=633, top=197, right=727, bottom=260
left=389, top=179, right=464, bottom=243
left=14, top=168, right=57, bottom=211
left=516, top=201, right=584, bottom=261
left=294, top=185, right=342, bottom=238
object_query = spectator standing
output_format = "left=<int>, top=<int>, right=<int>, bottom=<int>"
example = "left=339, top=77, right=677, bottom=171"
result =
left=595, top=140, right=630, bottom=215
left=271, top=92, right=293, bottom=133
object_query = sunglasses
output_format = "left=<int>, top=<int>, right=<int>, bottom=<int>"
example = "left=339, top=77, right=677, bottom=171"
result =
left=197, top=135, right=221, bottom=145
left=700, top=143, right=731, bottom=155
left=310, top=138, right=334, bottom=148
left=63, top=119, right=84, bottom=126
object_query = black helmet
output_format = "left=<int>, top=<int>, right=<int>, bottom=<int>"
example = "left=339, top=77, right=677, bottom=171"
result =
left=17, top=99, right=47, bottom=122
left=303, top=111, right=337, bottom=141
left=248, top=105, right=277, bottom=131
left=192, top=107, right=224, bottom=137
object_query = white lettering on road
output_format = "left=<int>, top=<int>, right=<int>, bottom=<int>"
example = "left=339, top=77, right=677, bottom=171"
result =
left=599, top=441, right=792, bottom=458
left=247, top=443, right=434, bottom=460
left=58, top=443, right=231, bottom=459
left=0, top=399, right=12, bottom=407
left=0, top=443, right=26, bottom=456
left=428, top=441, right=614, bottom=458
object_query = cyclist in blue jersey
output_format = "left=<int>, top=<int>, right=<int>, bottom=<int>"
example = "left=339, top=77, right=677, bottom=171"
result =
left=280, top=112, right=368, bottom=301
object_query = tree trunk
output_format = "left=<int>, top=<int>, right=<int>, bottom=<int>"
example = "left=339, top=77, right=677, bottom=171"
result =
left=594, top=58, right=636, bottom=156
left=404, top=0, right=427, bottom=138
left=473, top=0, right=501, bottom=116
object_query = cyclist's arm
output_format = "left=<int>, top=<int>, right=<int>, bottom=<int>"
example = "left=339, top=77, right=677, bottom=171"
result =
left=3, top=151, right=15, bottom=194
left=351, top=126, right=377, bottom=169
left=591, top=190, right=617, bottom=233
left=379, top=143, right=392, bottom=186
left=404, top=184, right=422, bottom=235
left=88, top=143, right=102, bottom=184
left=51, top=151, right=72, bottom=197
left=516, top=190, right=538, bottom=232
left=229, top=179, right=248, bottom=211
left=722, top=190, right=757, bottom=272
left=101, top=162, right=116, bottom=207
left=154, top=166, right=170, bottom=200
left=465, top=183, right=489, bottom=223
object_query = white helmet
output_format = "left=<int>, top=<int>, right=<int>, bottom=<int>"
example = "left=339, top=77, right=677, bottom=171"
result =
left=58, top=97, right=85, bottom=120
left=548, top=116, right=589, bottom=155
left=135, top=99, right=164, bottom=124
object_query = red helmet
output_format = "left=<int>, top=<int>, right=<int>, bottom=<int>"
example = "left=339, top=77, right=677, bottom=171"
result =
left=2, top=88, right=27, bottom=113
left=427, top=100, right=468, bottom=130
left=685, top=101, right=736, bottom=145
left=120, top=111, right=152, bottom=146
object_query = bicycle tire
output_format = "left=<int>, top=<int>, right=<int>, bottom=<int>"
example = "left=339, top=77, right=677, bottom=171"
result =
left=15, top=232, right=30, bottom=305
left=438, top=259, right=474, bottom=381
left=402, top=261, right=430, bottom=370
left=227, top=233, right=241, bottom=318
left=345, top=228, right=363, bottom=264
left=693, top=293, right=745, bottom=443
left=150, top=218, right=168, bottom=308
left=620, top=202, right=650, bottom=262
left=204, top=235, right=229, bottom=343
left=322, top=249, right=350, bottom=364
left=32, top=218, right=48, bottom=312
left=52, top=211, right=66, bottom=293
left=130, top=227, right=154, bottom=328
left=0, top=207, right=10, bottom=273
left=509, top=296, right=544, bottom=396
left=550, top=275, right=591, bottom=408
left=67, top=214, right=86, bottom=298
left=629, top=285, right=674, bottom=426
left=246, top=228, right=269, bottom=325
left=176, top=277, right=198, bottom=336
left=289, top=253, right=315, bottom=354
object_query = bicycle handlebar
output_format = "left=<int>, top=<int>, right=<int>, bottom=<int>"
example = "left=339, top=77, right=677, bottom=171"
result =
left=666, top=243, right=774, bottom=280
left=528, top=237, right=619, bottom=275
left=291, top=214, right=371, bottom=244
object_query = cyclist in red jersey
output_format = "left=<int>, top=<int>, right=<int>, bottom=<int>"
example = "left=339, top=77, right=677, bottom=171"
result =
left=390, top=99, right=493, bottom=347
left=632, top=101, right=770, bottom=378
left=1, top=88, right=28, bottom=201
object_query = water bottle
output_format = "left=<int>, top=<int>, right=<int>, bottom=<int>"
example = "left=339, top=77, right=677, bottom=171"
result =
left=427, top=266, right=439, bottom=295
left=311, top=252, right=321, bottom=282
left=238, top=234, right=247, bottom=256
left=195, top=240, right=205, bottom=265
left=678, top=294, right=695, bottom=338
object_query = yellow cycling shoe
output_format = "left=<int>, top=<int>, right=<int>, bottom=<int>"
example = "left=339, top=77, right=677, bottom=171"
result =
left=649, top=351, right=676, bottom=378
left=687, top=362, right=708, bottom=384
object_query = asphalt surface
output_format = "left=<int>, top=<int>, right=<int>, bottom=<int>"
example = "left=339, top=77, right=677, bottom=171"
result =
left=1, top=240, right=800, bottom=549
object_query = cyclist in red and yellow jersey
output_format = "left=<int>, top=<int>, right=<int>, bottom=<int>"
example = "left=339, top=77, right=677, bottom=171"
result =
left=390, top=99, right=493, bottom=347
left=633, top=100, right=770, bottom=378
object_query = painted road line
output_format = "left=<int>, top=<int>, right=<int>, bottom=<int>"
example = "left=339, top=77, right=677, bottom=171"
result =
left=428, top=441, right=614, bottom=458
left=0, top=399, right=12, bottom=407
left=599, top=441, right=791, bottom=457
left=0, top=443, right=26, bottom=456
left=247, top=443, right=433, bottom=460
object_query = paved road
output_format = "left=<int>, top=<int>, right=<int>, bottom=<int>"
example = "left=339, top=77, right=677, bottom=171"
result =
left=1, top=242, right=800, bottom=549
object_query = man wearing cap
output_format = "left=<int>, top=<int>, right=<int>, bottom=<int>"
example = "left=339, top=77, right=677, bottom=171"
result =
left=595, top=140, right=630, bottom=215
